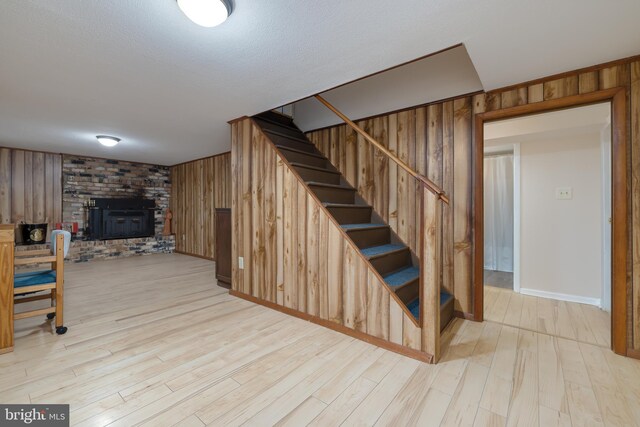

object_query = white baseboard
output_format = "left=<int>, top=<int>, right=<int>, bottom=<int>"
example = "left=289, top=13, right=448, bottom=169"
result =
left=519, top=288, right=601, bottom=307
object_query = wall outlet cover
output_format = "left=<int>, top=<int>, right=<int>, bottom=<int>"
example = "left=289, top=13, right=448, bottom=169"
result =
left=555, top=187, right=573, bottom=200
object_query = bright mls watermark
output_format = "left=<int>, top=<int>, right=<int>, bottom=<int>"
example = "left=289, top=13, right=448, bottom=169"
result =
left=1, top=405, right=69, bottom=426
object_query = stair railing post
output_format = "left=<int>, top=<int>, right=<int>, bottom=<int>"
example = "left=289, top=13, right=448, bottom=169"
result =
left=420, top=187, right=441, bottom=363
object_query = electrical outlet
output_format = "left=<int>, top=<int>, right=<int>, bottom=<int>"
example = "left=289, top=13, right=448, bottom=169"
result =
left=239, top=257, right=244, bottom=269
left=556, top=187, right=572, bottom=200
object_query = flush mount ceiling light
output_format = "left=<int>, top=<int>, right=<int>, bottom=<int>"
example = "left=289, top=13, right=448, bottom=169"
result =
left=177, top=0, right=232, bottom=28
left=96, top=135, right=121, bottom=147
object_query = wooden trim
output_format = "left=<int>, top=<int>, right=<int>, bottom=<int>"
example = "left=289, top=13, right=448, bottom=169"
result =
left=315, top=95, right=450, bottom=204
left=170, top=151, right=232, bottom=168
left=230, top=289, right=433, bottom=363
left=54, top=232, right=64, bottom=328
left=14, top=307, right=55, bottom=321
left=473, top=87, right=628, bottom=356
left=174, top=249, right=215, bottom=262
left=227, top=115, right=250, bottom=125
left=487, top=54, right=640, bottom=95
left=627, top=348, right=640, bottom=360
left=15, top=249, right=52, bottom=257
left=249, top=119, right=421, bottom=328
left=13, top=283, right=56, bottom=294
left=0, top=225, right=14, bottom=353
left=14, top=294, right=51, bottom=304
left=14, top=256, right=56, bottom=265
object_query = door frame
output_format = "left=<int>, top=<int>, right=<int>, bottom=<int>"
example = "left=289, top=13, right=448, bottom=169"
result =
left=483, top=143, right=521, bottom=293
left=473, top=87, right=628, bottom=356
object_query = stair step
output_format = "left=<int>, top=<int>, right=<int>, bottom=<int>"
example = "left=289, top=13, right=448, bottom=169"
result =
left=292, top=163, right=341, bottom=185
left=407, top=293, right=455, bottom=332
left=341, top=223, right=386, bottom=230
left=360, top=244, right=406, bottom=258
left=258, top=110, right=295, bottom=126
left=384, top=266, right=419, bottom=303
left=263, top=128, right=309, bottom=143
left=384, top=266, right=419, bottom=288
left=363, top=244, right=412, bottom=276
left=277, top=146, right=327, bottom=168
left=258, top=120, right=308, bottom=140
left=269, top=134, right=316, bottom=152
left=343, top=223, right=390, bottom=249
left=323, top=203, right=373, bottom=224
left=308, top=182, right=356, bottom=204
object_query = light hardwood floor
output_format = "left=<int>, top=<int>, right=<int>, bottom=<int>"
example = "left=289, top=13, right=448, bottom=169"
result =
left=484, top=285, right=611, bottom=348
left=2, top=254, right=639, bottom=426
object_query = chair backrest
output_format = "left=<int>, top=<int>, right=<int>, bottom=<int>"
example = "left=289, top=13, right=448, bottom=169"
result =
left=51, top=230, right=71, bottom=258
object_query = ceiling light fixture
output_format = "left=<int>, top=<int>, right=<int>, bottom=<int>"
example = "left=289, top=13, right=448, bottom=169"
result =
left=177, top=0, right=232, bottom=28
left=96, top=135, right=121, bottom=147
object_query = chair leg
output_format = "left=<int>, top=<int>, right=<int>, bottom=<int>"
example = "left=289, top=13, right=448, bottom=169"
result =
left=54, top=282, right=66, bottom=335
left=47, top=289, right=56, bottom=320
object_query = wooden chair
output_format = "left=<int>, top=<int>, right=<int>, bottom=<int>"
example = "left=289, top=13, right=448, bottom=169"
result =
left=13, top=230, right=70, bottom=335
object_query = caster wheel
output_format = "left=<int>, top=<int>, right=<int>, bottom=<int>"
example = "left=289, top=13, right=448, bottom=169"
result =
left=47, top=313, right=55, bottom=320
left=56, top=326, right=68, bottom=335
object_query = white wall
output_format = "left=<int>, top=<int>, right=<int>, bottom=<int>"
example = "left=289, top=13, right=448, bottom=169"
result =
left=290, top=45, right=482, bottom=132
left=516, top=132, right=603, bottom=303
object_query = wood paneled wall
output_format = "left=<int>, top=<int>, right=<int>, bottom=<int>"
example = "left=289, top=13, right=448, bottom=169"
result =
left=0, top=148, right=62, bottom=242
left=308, top=99, right=474, bottom=313
left=230, top=119, right=430, bottom=360
left=170, top=153, right=231, bottom=260
left=307, top=56, right=640, bottom=350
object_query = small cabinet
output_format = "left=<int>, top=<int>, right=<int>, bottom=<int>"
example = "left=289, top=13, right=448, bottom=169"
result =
left=215, top=208, right=231, bottom=288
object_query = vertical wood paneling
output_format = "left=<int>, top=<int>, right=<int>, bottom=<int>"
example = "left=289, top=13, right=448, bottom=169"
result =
left=306, top=195, right=319, bottom=316
left=442, top=101, right=455, bottom=297
left=579, top=71, right=599, bottom=94
left=528, top=84, right=544, bottom=103
left=452, top=97, right=473, bottom=313
left=543, top=76, right=578, bottom=100
left=0, top=149, right=11, bottom=225
left=231, top=124, right=241, bottom=291
left=283, top=166, right=297, bottom=309
left=170, top=152, right=231, bottom=260
left=631, top=61, right=640, bottom=349
left=327, top=221, right=343, bottom=323
left=421, top=188, right=442, bottom=361
left=276, top=156, right=284, bottom=306
left=297, top=180, right=307, bottom=311
left=305, top=55, right=640, bottom=352
left=501, top=87, right=527, bottom=108
left=231, top=118, right=430, bottom=361
left=0, top=148, right=62, bottom=238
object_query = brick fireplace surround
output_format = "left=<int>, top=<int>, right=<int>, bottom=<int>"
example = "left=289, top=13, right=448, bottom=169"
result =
left=15, top=154, right=174, bottom=263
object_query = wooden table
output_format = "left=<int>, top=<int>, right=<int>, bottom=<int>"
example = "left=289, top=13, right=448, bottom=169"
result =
left=0, top=224, right=14, bottom=354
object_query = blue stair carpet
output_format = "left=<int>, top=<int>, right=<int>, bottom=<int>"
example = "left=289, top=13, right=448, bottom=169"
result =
left=14, top=270, right=56, bottom=288
left=407, top=293, right=454, bottom=320
left=341, top=223, right=385, bottom=230
left=360, top=244, right=405, bottom=257
left=384, top=266, right=419, bottom=288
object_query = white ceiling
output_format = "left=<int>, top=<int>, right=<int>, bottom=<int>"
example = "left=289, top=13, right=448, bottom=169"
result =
left=0, top=1, right=638, bottom=165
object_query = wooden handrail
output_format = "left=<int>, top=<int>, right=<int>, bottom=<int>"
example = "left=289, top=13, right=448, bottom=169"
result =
left=314, top=95, right=450, bottom=204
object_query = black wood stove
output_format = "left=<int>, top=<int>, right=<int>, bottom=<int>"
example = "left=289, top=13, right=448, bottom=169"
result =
left=87, top=198, right=155, bottom=240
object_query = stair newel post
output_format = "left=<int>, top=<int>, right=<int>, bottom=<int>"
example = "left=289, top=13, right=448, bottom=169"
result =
left=420, top=186, right=441, bottom=363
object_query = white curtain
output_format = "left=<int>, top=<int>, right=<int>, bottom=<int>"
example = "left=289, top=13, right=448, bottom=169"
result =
left=484, top=154, right=514, bottom=272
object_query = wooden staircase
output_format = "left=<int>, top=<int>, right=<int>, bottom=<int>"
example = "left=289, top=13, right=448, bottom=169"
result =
left=253, top=110, right=454, bottom=331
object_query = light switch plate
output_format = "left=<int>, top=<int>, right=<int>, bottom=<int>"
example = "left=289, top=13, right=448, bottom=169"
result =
left=239, top=257, right=244, bottom=269
left=556, top=187, right=572, bottom=200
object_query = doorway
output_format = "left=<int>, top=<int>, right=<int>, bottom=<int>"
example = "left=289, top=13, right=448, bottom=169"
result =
left=473, top=88, right=628, bottom=356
